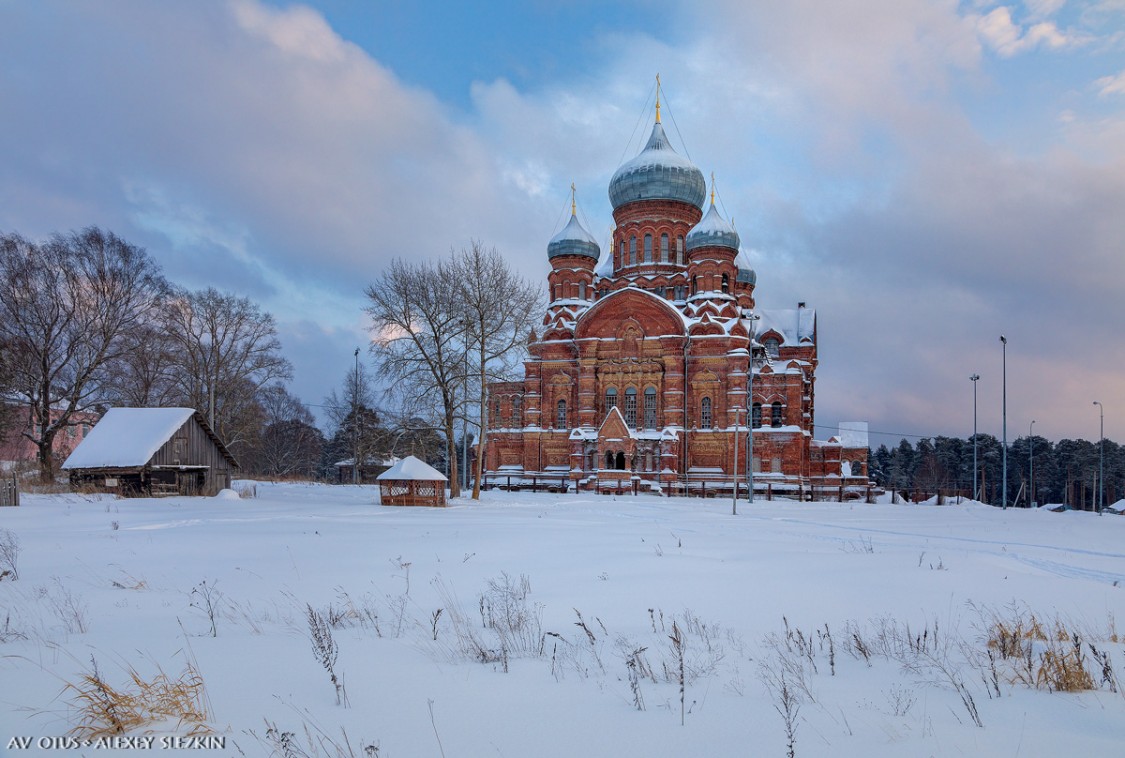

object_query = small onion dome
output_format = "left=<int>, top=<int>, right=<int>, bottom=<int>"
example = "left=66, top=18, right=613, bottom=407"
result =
left=735, top=249, right=756, bottom=285
left=609, top=121, right=706, bottom=211
left=547, top=212, right=600, bottom=261
left=686, top=201, right=740, bottom=252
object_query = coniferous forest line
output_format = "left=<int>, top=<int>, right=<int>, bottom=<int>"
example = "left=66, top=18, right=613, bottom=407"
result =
left=868, top=433, right=1122, bottom=509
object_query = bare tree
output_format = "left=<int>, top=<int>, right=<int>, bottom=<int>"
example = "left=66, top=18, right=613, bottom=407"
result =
left=365, top=258, right=464, bottom=496
left=101, top=314, right=181, bottom=408
left=323, top=363, right=388, bottom=478
left=451, top=242, right=542, bottom=499
left=161, top=287, right=292, bottom=449
left=0, top=228, right=167, bottom=480
left=243, top=385, right=324, bottom=479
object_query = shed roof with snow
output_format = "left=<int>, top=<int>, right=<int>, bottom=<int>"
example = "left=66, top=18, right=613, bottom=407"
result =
left=61, top=407, right=237, bottom=497
left=376, top=455, right=447, bottom=507
left=376, top=455, right=447, bottom=482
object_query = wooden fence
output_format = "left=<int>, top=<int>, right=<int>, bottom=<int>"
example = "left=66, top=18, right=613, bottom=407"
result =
left=0, top=474, right=18, bottom=507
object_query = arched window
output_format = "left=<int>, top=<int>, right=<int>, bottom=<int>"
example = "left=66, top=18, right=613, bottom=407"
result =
left=493, top=399, right=500, bottom=425
left=643, top=234, right=652, bottom=263
left=605, top=387, right=617, bottom=414
left=643, top=387, right=657, bottom=428
left=764, top=337, right=780, bottom=358
left=553, top=284, right=561, bottom=300
left=629, top=236, right=637, bottom=265
left=721, top=273, right=730, bottom=293
left=624, top=387, right=638, bottom=428
left=660, top=233, right=669, bottom=262
left=615, top=451, right=626, bottom=470
left=606, top=450, right=614, bottom=469
left=692, top=276, right=699, bottom=295
left=771, top=401, right=783, bottom=428
left=676, top=236, right=684, bottom=265
left=619, top=240, right=625, bottom=267
left=578, top=281, right=587, bottom=300
left=644, top=451, right=654, bottom=471
left=512, top=395, right=522, bottom=427
left=556, top=399, right=567, bottom=429
left=701, top=397, right=712, bottom=429
left=752, top=402, right=762, bottom=428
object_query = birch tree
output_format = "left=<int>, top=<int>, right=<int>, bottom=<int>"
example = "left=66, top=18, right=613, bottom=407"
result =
left=364, top=258, right=464, bottom=496
left=451, top=242, right=542, bottom=499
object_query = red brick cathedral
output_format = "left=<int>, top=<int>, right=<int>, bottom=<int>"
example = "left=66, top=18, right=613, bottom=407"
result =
left=484, top=98, right=870, bottom=497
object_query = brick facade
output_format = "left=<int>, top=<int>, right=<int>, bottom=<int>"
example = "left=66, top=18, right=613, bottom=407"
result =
left=483, top=110, right=869, bottom=498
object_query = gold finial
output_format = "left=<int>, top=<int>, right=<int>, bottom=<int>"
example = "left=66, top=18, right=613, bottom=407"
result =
left=710, top=172, right=716, bottom=206
left=570, top=182, right=577, bottom=216
left=655, top=73, right=661, bottom=124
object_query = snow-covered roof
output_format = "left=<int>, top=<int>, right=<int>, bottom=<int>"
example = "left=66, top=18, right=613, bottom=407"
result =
left=838, top=422, right=869, bottom=449
left=62, top=408, right=196, bottom=470
left=376, top=455, right=448, bottom=482
left=755, top=307, right=815, bottom=346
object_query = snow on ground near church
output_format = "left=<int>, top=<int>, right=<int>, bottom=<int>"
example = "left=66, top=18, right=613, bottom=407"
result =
left=3, top=484, right=1125, bottom=757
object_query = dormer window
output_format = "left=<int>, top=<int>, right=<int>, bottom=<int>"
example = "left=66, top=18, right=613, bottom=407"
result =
left=764, top=337, right=780, bottom=358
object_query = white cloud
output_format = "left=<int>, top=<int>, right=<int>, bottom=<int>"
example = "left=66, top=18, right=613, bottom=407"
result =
left=974, top=5, right=1090, bottom=56
left=1094, top=69, right=1125, bottom=95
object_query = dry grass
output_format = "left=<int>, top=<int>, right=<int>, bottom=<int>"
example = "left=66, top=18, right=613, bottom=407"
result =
left=65, top=656, right=212, bottom=738
left=983, top=606, right=1099, bottom=693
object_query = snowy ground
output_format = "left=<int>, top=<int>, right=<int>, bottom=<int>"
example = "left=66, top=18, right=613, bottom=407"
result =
left=3, top=483, right=1125, bottom=757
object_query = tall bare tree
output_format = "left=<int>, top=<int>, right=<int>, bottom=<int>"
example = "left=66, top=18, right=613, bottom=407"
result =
left=451, top=242, right=542, bottom=498
left=365, top=258, right=464, bottom=496
left=242, top=384, right=324, bottom=479
left=162, top=287, right=292, bottom=448
left=0, top=228, right=167, bottom=480
left=323, top=363, right=388, bottom=481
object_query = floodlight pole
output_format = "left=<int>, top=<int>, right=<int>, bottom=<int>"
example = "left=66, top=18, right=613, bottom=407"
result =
left=1001, top=335, right=1007, bottom=509
left=746, top=313, right=761, bottom=504
left=732, top=406, right=740, bottom=516
left=970, top=374, right=980, bottom=501
left=353, top=347, right=360, bottom=485
left=1094, top=401, right=1104, bottom=515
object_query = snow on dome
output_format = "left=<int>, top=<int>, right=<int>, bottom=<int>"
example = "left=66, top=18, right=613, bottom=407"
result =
left=376, top=455, right=448, bottom=482
left=547, top=213, right=600, bottom=261
left=62, top=407, right=196, bottom=470
left=686, top=202, right=740, bottom=252
left=608, top=121, right=706, bottom=211
left=735, top=249, right=756, bottom=285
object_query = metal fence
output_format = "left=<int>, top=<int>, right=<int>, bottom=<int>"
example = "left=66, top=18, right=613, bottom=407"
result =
left=0, top=474, right=18, bottom=507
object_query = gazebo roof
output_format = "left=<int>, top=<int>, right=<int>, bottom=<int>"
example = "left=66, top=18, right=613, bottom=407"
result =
left=376, top=455, right=448, bottom=482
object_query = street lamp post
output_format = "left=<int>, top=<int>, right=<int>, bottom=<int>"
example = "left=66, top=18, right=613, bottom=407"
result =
left=353, top=347, right=360, bottom=485
left=732, top=406, right=741, bottom=516
left=746, top=313, right=761, bottom=504
left=1029, top=419, right=1035, bottom=508
left=1001, top=335, right=1007, bottom=509
left=1094, top=401, right=1104, bottom=515
left=970, top=374, right=980, bottom=501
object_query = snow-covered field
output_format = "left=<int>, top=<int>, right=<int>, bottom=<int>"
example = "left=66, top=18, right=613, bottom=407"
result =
left=3, top=483, right=1125, bottom=757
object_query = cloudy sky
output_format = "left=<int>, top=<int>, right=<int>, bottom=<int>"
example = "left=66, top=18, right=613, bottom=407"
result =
left=2, top=0, right=1123, bottom=447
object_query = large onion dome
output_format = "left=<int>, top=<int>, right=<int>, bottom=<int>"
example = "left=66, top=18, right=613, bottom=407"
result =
left=608, top=121, right=706, bottom=211
left=686, top=201, right=740, bottom=252
left=547, top=211, right=600, bottom=261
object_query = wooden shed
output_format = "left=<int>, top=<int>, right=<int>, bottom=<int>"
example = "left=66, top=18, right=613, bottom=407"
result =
left=376, top=455, right=448, bottom=506
left=62, top=408, right=238, bottom=497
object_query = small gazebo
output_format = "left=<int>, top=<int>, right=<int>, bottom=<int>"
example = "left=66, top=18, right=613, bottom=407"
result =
left=376, top=455, right=448, bottom=507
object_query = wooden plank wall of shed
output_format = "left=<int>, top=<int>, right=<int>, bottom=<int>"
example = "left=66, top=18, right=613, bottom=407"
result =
left=149, top=417, right=233, bottom=496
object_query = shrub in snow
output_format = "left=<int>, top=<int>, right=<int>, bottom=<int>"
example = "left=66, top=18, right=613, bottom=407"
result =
left=0, top=528, right=18, bottom=581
